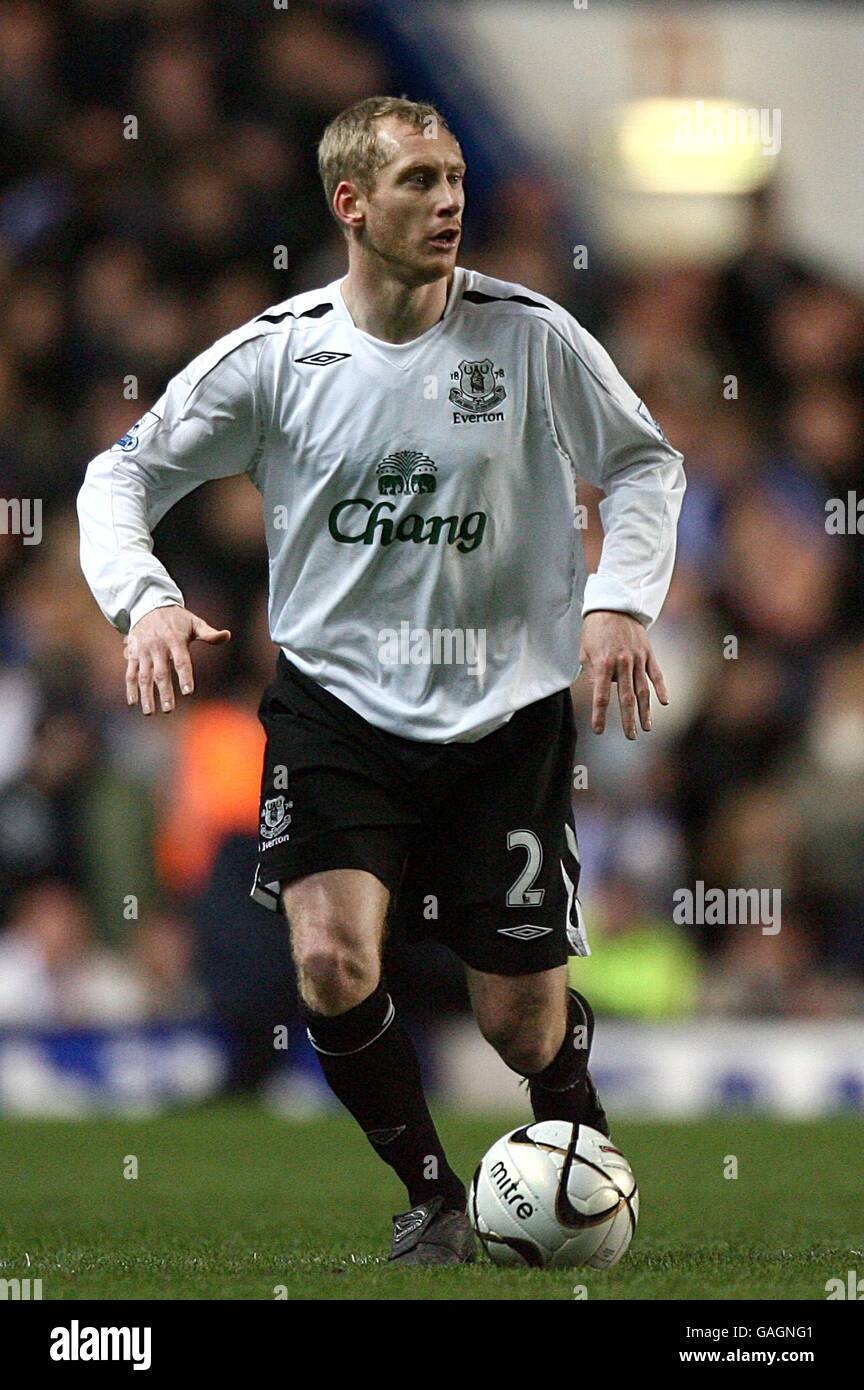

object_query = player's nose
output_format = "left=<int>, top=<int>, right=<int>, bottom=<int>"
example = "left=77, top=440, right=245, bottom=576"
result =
left=436, top=176, right=463, bottom=207
left=435, top=189, right=463, bottom=217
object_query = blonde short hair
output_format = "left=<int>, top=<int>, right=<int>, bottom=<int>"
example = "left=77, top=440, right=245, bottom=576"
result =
left=318, top=95, right=456, bottom=233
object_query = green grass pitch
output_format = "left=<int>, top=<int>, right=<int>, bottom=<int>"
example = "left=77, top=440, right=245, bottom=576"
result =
left=1, top=1103, right=860, bottom=1300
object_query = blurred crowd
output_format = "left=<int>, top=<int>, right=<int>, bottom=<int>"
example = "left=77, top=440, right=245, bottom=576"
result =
left=1, top=0, right=863, bottom=1059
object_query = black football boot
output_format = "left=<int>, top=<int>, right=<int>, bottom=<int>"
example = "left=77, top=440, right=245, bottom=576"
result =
left=388, top=1196, right=476, bottom=1266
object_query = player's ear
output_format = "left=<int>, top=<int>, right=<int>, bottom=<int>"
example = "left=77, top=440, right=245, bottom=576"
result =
left=333, top=179, right=365, bottom=234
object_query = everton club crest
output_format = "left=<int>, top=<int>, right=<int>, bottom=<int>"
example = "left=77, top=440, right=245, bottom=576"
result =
left=448, top=358, right=506, bottom=416
left=260, top=795, right=293, bottom=842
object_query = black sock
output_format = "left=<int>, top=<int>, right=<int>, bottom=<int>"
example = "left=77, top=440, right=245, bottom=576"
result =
left=523, top=993, right=608, bottom=1132
left=529, top=992, right=587, bottom=1095
left=303, top=984, right=465, bottom=1212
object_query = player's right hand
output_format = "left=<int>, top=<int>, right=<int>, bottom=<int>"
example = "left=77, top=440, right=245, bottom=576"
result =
left=124, top=605, right=231, bottom=714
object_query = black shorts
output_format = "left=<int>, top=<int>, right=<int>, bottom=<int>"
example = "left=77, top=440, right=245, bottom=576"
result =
left=250, top=654, right=588, bottom=976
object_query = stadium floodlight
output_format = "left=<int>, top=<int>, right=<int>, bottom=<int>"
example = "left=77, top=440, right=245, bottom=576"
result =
left=611, top=97, right=780, bottom=196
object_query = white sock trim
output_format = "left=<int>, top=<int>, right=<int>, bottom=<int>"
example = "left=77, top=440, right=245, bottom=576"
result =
left=306, top=995, right=396, bottom=1056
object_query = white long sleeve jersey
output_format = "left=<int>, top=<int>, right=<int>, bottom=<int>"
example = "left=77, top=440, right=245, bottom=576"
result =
left=77, top=266, right=685, bottom=742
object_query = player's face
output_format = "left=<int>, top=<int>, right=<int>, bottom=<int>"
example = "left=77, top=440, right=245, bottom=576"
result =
left=355, top=121, right=466, bottom=283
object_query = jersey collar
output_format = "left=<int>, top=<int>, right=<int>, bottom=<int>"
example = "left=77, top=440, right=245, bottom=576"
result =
left=331, top=266, right=464, bottom=355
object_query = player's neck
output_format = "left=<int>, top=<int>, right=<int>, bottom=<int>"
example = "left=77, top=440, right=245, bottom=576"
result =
left=341, top=264, right=452, bottom=345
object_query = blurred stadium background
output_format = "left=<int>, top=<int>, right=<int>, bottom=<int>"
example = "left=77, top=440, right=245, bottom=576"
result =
left=1, top=0, right=862, bottom=1122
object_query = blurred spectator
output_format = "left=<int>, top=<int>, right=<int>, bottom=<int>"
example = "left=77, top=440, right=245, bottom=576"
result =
left=0, top=882, right=200, bottom=1024
left=776, top=644, right=864, bottom=974
left=701, top=919, right=864, bottom=1019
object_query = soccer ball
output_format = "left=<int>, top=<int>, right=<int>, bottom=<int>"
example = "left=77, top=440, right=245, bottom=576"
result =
left=468, top=1121, right=638, bottom=1269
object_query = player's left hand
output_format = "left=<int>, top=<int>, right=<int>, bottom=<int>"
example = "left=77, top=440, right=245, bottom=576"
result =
left=579, top=610, right=668, bottom=739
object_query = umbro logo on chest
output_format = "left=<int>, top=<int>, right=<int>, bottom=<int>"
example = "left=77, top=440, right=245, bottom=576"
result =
left=295, top=351, right=352, bottom=366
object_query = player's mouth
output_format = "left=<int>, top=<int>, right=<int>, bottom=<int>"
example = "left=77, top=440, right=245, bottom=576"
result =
left=427, top=228, right=460, bottom=251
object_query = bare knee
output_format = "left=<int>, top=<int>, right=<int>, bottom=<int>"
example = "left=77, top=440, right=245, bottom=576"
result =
left=282, top=874, right=384, bottom=1015
left=294, top=939, right=377, bottom=1017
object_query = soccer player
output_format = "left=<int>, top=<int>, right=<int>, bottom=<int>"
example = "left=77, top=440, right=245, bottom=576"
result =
left=78, top=97, right=685, bottom=1265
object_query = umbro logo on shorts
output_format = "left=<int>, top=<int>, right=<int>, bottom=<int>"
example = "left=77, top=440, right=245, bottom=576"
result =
left=295, top=351, right=351, bottom=366
left=497, top=925, right=553, bottom=940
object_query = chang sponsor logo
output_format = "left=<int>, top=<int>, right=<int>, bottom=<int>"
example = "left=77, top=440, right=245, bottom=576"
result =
left=328, top=449, right=487, bottom=553
left=329, top=499, right=486, bottom=552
